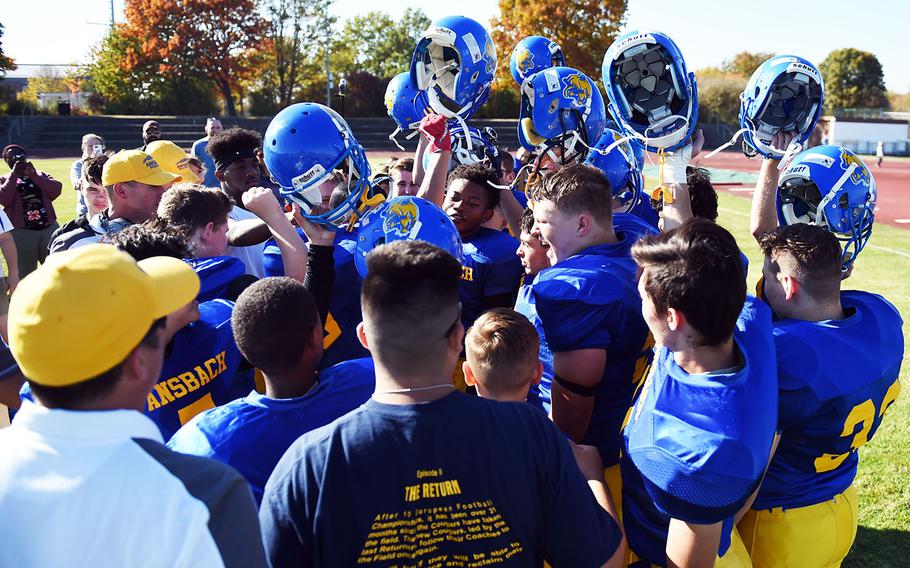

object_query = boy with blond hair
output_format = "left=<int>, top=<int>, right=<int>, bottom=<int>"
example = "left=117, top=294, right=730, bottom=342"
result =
left=463, top=308, right=542, bottom=402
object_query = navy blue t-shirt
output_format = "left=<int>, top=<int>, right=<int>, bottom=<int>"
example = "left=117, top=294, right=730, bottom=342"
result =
left=260, top=392, right=621, bottom=567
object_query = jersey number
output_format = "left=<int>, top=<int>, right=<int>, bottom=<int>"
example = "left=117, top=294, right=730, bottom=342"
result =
left=323, top=312, right=341, bottom=350
left=813, top=379, right=901, bottom=473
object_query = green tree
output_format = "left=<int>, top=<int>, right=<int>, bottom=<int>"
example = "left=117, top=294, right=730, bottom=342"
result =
left=888, top=91, right=910, bottom=112
left=0, top=22, right=15, bottom=77
left=722, top=51, right=775, bottom=78
left=87, top=28, right=217, bottom=115
left=122, top=0, right=266, bottom=115
left=492, top=0, right=627, bottom=85
left=819, top=48, right=888, bottom=111
left=697, top=71, right=746, bottom=126
left=333, top=9, right=431, bottom=79
left=16, top=69, right=68, bottom=107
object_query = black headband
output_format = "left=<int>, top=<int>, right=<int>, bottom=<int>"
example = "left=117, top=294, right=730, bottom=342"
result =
left=214, top=147, right=257, bottom=172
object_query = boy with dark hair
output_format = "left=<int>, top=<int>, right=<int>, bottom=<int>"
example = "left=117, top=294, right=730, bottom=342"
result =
left=260, top=240, right=624, bottom=567
left=515, top=207, right=550, bottom=280
left=736, top=223, right=903, bottom=567
left=463, top=308, right=542, bottom=402
left=206, top=127, right=274, bottom=277
left=0, top=244, right=266, bottom=566
left=516, top=164, right=649, bottom=471
left=51, top=155, right=110, bottom=246
left=442, top=164, right=523, bottom=332
left=168, top=277, right=374, bottom=504
left=623, top=219, right=777, bottom=567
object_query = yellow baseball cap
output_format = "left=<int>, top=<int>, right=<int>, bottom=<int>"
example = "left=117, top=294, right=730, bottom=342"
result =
left=101, top=149, right=181, bottom=187
left=9, top=244, right=200, bottom=387
left=146, top=140, right=201, bottom=184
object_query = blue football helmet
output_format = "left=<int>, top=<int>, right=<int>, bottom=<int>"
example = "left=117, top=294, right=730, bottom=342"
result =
left=584, top=128, right=644, bottom=213
left=777, top=145, right=876, bottom=267
left=354, top=196, right=464, bottom=277
left=518, top=67, right=607, bottom=164
left=450, top=124, right=501, bottom=172
left=740, top=55, right=824, bottom=159
left=264, top=102, right=377, bottom=230
left=602, top=30, right=698, bottom=152
left=410, top=16, right=496, bottom=120
left=385, top=72, right=430, bottom=131
left=510, top=36, right=565, bottom=86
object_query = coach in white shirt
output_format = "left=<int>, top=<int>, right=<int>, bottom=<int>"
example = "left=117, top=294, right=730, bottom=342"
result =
left=0, top=244, right=266, bottom=568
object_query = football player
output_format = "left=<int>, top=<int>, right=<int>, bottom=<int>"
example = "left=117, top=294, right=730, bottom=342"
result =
left=624, top=219, right=778, bottom=567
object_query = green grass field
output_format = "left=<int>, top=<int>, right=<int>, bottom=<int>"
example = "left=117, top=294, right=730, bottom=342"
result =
left=35, top=157, right=910, bottom=567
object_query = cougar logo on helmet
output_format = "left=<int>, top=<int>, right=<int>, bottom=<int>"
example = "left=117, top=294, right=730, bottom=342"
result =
left=841, top=150, right=871, bottom=187
left=382, top=199, right=420, bottom=237
left=516, top=49, right=535, bottom=77
left=562, top=74, right=591, bottom=107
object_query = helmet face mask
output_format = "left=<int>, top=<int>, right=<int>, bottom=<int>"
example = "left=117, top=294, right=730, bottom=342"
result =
left=603, top=30, right=698, bottom=152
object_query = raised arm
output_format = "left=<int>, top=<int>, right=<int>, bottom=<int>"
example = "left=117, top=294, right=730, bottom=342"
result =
left=750, top=131, right=794, bottom=240
left=659, top=130, right=703, bottom=232
left=242, top=187, right=309, bottom=282
left=415, top=114, right=451, bottom=207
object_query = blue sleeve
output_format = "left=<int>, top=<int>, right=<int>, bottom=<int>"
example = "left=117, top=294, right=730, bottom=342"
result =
left=70, top=160, right=82, bottom=188
left=191, top=139, right=203, bottom=158
left=773, top=329, right=820, bottom=430
left=167, top=417, right=217, bottom=459
left=533, top=280, right=617, bottom=352
left=535, top=411, right=623, bottom=564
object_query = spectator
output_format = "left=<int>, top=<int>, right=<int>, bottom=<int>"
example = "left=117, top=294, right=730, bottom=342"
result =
left=0, top=145, right=62, bottom=277
left=0, top=244, right=267, bottom=567
left=48, top=150, right=178, bottom=253
left=463, top=307, right=542, bottom=402
left=876, top=141, right=884, bottom=167
left=259, top=240, right=624, bottom=567
left=0, top=209, right=17, bottom=316
left=50, top=156, right=110, bottom=248
left=192, top=117, right=223, bottom=187
left=70, top=133, right=105, bottom=217
left=499, top=149, right=517, bottom=185
left=168, top=277, right=374, bottom=504
left=138, top=120, right=161, bottom=151
left=187, top=155, right=207, bottom=183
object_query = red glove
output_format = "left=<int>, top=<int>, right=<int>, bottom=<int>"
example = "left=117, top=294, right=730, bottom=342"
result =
left=419, top=113, right=451, bottom=153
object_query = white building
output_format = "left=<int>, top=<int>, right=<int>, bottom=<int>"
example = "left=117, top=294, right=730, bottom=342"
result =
left=820, top=116, right=909, bottom=156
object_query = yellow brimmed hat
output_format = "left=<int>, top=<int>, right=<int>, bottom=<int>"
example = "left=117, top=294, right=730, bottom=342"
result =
left=101, top=149, right=180, bottom=187
left=9, top=244, right=200, bottom=387
left=146, top=140, right=201, bottom=184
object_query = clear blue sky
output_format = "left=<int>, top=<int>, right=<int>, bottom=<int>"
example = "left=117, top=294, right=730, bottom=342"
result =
left=4, top=0, right=909, bottom=92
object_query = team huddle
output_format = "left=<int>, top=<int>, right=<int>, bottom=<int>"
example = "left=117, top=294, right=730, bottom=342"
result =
left=0, top=14, right=904, bottom=568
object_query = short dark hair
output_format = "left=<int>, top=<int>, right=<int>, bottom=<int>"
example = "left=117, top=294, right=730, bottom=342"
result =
left=535, top=163, right=613, bottom=223
left=82, top=155, right=109, bottom=186
left=632, top=219, right=745, bottom=346
left=206, top=127, right=262, bottom=169
left=112, top=221, right=191, bottom=261
left=687, top=166, right=718, bottom=221
left=361, top=241, right=462, bottom=376
left=231, top=277, right=320, bottom=376
left=758, top=223, right=842, bottom=299
left=519, top=207, right=534, bottom=234
left=447, top=164, right=500, bottom=209
left=156, top=184, right=234, bottom=232
left=29, top=319, right=166, bottom=409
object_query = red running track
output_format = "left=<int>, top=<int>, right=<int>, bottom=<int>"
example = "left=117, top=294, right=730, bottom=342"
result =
left=692, top=152, right=910, bottom=229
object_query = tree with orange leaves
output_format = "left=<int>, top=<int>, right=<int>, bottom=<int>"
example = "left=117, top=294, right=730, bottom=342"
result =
left=491, top=0, right=627, bottom=88
left=121, top=0, right=266, bottom=116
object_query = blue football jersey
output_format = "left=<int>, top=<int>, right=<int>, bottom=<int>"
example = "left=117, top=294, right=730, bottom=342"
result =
left=263, top=228, right=369, bottom=369
left=167, top=358, right=375, bottom=504
left=626, top=198, right=660, bottom=228
left=514, top=241, right=650, bottom=466
left=459, top=227, right=523, bottom=330
left=622, top=297, right=778, bottom=565
left=146, top=299, right=242, bottom=441
left=612, top=212, right=659, bottom=258
left=186, top=255, right=248, bottom=302
left=754, top=291, right=904, bottom=510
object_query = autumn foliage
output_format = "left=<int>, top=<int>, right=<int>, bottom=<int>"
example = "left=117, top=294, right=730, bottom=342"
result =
left=121, top=0, right=266, bottom=115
